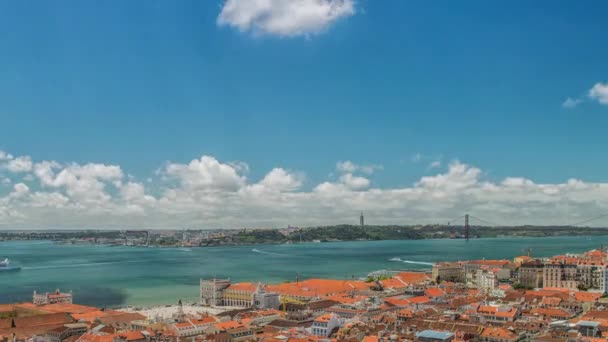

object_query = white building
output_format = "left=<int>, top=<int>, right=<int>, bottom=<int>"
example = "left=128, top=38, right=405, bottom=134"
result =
left=252, top=283, right=280, bottom=309
left=200, top=278, right=231, bottom=306
left=476, top=268, right=497, bottom=293
left=33, top=289, right=73, bottom=305
left=312, top=313, right=342, bottom=337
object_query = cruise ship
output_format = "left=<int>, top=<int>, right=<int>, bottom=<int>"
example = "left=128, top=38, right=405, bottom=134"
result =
left=0, top=258, right=20, bottom=272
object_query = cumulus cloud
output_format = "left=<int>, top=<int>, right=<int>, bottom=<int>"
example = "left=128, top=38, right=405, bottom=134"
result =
left=164, top=156, right=246, bottom=191
left=37, top=162, right=123, bottom=204
left=217, top=0, right=355, bottom=37
left=1, top=150, right=608, bottom=229
left=0, top=150, right=13, bottom=161
left=417, top=162, right=481, bottom=190
left=338, top=173, right=370, bottom=190
left=589, top=82, right=608, bottom=105
left=10, top=183, right=30, bottom=198
left=564, top=82, right=608, bottom=108
left=562, top=97, right=582, bottom=109
left=252, top=168, right=303, bottom=192
left=336, top=161, right=381, bottom=175
left=6, top=156, right=33, bottom=173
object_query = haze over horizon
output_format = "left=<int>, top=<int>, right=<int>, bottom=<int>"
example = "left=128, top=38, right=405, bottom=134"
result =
left=1, top=0, right=608, bottom=229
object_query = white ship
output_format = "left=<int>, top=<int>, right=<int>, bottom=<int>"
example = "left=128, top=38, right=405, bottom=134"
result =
left=0, top=258, right=21, bottom=272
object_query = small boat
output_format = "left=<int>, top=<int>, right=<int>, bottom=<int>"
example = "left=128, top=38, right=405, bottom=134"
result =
left=0, top=258, right=21, bottom=272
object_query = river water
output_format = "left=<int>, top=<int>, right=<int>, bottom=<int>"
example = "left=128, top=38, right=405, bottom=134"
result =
left=1, top=236, right=606, bottom=307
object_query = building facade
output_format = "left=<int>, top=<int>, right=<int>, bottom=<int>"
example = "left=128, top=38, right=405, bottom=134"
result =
left=252, top=283, right=280, bottom=309
left=312, top=314, right=341, bottom=337
left=542, top=260, right=608, bottom=292
left=33, top=289, right=73, bottom=305
left=200, top=279, right=231, bottom=306
left=476, top=269, right=498, bottom=292
left=432, top=263, right=465, bottom=283
left=517, top=260, right=544, bottom=289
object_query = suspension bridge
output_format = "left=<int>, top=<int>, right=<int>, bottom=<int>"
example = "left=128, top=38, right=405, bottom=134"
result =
left=444, top=212, right=608, bottom=241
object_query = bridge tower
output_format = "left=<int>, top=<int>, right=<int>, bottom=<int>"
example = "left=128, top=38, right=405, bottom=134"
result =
left=464, top=214, right=470, bottom=241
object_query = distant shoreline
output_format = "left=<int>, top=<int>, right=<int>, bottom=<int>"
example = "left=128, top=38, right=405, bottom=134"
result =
left=1, top=233, right=607, bottom=251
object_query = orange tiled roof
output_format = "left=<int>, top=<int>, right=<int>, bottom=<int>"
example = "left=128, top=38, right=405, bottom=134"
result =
left=393, top=272, right=431, bottom=284
left=425, top=288, right=445, bottom=297
left=227, top=282, right=258, bottom=292
left=384, top=297, right=410, bottom=307
left=478, top=306, right=517, bottom=318
left=379, top=278, right=409, bottom=289
left=79, top=331, right=144, bottom=342
left=480, top=327, right=518, bottom=340
left=408, top=296, right=431, bottom=304
left=267, top=279, right=369, bottom=298
left=192, top=316, right=217, bottom=325
left=38, top=303, right=99, bottom=314
left=214, top=320, right=244, bottom=331
left=573, top=292, right=602, bottom=303
left=71, top=310, right=122, bottom=322
left=326, top=294, right=368, bottom=304
left=314, top=314, right=333, bottom=322
left=397, top=309, right=414, bottom=318
left=530, top=307, right=570, bottom=318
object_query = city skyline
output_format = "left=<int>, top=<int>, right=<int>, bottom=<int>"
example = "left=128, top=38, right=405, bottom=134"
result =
left=1, top=0, right=608, bottom=228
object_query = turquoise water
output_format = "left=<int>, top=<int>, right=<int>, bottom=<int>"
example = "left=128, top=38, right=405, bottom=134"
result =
left=1, top=236, right=606, bottom=307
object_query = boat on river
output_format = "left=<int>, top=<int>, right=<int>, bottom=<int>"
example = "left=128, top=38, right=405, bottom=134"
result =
left=0, top=258, right=21, bottom=272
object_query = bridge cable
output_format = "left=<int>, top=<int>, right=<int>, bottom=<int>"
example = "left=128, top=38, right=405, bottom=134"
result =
left=568, top=213, right=608, bottom=227
left=468, top=215, right=499, bottom=227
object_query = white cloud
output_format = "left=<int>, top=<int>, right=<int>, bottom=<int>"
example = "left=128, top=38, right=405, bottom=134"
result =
left=164, top=156, right=246, bottom=191
left=416, top=162, right=481, bottom=191
left=565, top=82, right=608, bottom=108
left=6, top=156, right=33, bottom=173
left=339, top=173, right=370, bottom=190
left=217, top=0, right=355, bottom=37
left=589, top=82, right=608, bottom=105
left=562, top=97, right=582, bottom=109
left=2, top=150, right=608, bottom=229
left=0, top=151, right=13, bottom=161
left=428, top=160, right=441, bottom=169
left=29, top=192, right=70, bottom=208
left=38, top=163, right=123, bottom=204
left=10, top=183, right=30, bottom=198
left=120, top=182, right=155, bottom=202
left=251, top=168, right=303, bottom=192
left=33, top=160, right=62, bottom=186
left=336, top=161, right=381, bottom=175
left=336, top=160, right=357, bottom=173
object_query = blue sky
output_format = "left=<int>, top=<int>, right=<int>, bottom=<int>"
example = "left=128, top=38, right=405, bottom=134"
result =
left=0, top=0, right=607, bottom=228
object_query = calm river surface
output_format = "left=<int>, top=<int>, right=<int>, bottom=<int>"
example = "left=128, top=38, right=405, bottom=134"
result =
left=1, top=236, right=606, bottom=307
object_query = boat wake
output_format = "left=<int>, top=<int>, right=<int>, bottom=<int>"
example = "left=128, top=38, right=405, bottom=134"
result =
left=252, top=248, right=286, bottom=256
left=389, top=257, right=434, bottom=266
left=22, top=259, right=149, bottom=270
